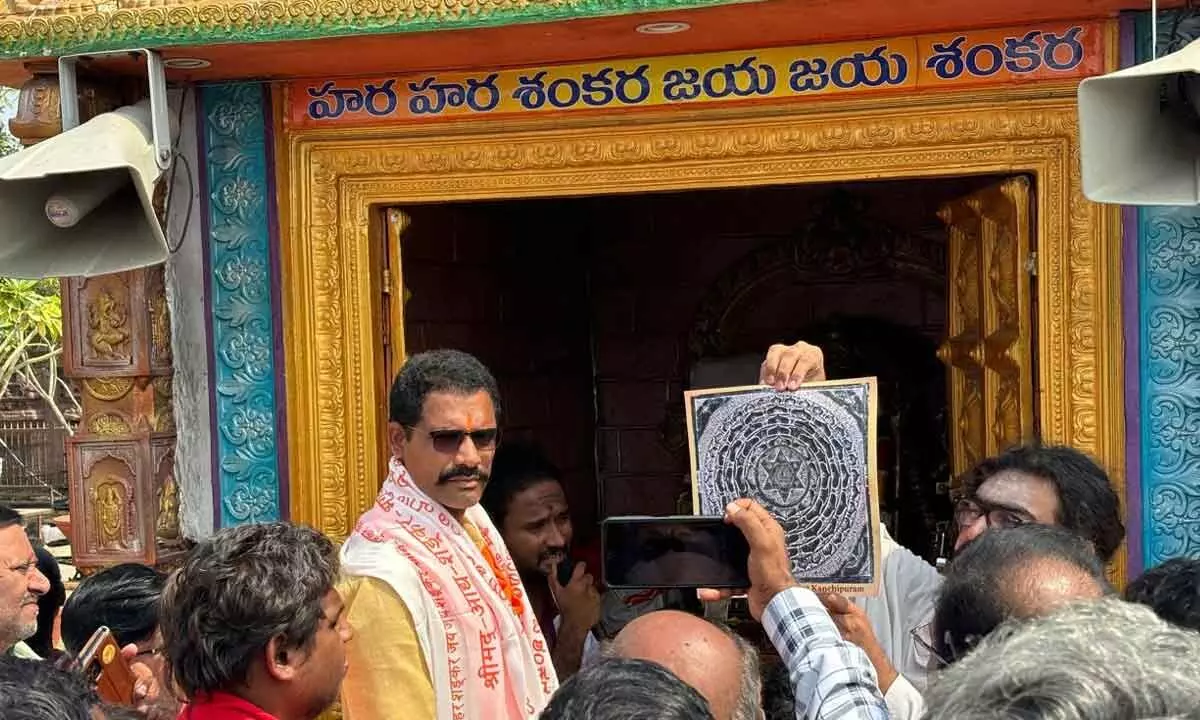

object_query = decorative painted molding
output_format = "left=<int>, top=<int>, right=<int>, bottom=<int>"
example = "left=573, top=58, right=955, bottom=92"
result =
left=1134, top=11, right=1200, bottom=567
left=278, top=81, right=1127, bottom=582
left=0, top=0, right=745, bottom=60
left=1138, top=208, right=1200, bottom=565
left=201, top=83, right=282, bottom=526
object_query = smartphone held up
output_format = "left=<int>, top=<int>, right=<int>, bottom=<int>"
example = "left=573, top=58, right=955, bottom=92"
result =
left=602, top=516, right=750, bottom=589
left=57, top=626, right=138, bottom=705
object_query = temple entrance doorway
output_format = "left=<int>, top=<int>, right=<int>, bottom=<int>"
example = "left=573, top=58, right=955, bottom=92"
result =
left=377, top=174, right=1037, bottom=559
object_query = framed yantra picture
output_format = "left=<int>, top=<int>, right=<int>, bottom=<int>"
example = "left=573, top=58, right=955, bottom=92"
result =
left=685, top=378, right=881, bottom=595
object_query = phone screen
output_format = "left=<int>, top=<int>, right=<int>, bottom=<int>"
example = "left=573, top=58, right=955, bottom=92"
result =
left=602, top=516, right=751, bottom=589
left=556, top=555, right=577, bottom=587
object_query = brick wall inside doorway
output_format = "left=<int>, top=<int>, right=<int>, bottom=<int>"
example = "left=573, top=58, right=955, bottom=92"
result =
left=400, top=202, right=600, bottom=537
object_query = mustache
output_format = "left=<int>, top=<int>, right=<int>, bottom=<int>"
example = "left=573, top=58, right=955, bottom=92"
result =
left=438, top=465, right=489, bottom=484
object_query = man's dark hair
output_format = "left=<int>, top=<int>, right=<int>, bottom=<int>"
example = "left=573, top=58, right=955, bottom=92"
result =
left=761, top=661, right=795, bottom=720
left=29, top=544, right=65, bottom=659
left=539, top=658, right=715, bottom=720
left=160, top=522, right=338, bottom=699
left=0, top=655, right=98, bottom=720
left=933, top=523, right=1111, bottom=666
left=962, top=443, right=1125, bottom=562
left=0, top=505, right=22, bottom=529
left=481, top=441, right=561, bottom=529
left=61, top=563, right=166, bottom=654
left=1125, top=558, right=1200, bottom=632
left=388, top=349, right=502, bottom=428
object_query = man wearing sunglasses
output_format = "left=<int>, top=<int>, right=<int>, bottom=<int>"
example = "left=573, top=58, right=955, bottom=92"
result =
left=339, top=349, right=557, bottom=720
left=759, top=340, right=1125, bottom=719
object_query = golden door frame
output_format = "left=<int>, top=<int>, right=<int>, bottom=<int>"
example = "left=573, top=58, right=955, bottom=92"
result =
left=276, top=82, right=1127, bottom=582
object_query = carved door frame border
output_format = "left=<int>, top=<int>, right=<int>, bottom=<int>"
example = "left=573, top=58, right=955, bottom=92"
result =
left=275, top=81, right=1127, bottom=582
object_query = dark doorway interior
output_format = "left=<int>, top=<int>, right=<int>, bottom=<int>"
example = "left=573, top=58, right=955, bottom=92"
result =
left=392, top=174, right=1006, bottom=558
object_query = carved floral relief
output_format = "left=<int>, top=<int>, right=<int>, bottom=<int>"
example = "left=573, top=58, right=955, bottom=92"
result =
left=1139, top=211, right=1200, bottom=564
left=201, top=83, right=282, bottom=525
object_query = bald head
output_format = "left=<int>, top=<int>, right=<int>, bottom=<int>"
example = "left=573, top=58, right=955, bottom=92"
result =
left=933, top=524, right=1113, bottom=665
left=1002, top=555, right=1107, bottom=618
left=609, top=610, right=756, bottom=720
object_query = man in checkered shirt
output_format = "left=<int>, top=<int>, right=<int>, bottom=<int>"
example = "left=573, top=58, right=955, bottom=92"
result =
left=701, top=499, right=888, bottom=720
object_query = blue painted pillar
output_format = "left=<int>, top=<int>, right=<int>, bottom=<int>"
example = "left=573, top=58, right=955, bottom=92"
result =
left=199, top=83, right=286, bottom=526
left=1132, top=12, right=1200, bottom=565
left=1138, top=208, right=1200, bottom=564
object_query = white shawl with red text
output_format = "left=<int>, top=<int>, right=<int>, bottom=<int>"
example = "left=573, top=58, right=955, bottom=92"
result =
left=340, top=459, right=557, bottom=720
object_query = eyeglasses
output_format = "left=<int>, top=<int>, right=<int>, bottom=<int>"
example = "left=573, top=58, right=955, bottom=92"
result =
left=133, top=644, right=164, bottom=661
left=409, top=427, right=500, bottom=454
left=909, top=623, right=980, bottom=669
left=953, top=496, right=1034, bottom=532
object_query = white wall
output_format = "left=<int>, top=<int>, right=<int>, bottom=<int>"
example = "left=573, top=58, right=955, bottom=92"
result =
left=163, top=87, right=214, bottom=540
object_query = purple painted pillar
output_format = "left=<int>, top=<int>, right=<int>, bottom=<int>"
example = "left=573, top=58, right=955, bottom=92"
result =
left=1118, top=14, right=1143, bottom=577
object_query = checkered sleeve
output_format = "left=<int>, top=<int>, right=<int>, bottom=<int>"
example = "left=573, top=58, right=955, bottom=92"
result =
left=762, top=586, right=890, bottom=720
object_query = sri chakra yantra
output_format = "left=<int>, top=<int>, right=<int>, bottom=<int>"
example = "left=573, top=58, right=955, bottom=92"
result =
left=694, top=386, right=872, bottom=582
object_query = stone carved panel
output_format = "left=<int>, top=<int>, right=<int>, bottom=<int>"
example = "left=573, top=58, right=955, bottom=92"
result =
left=87, top=412, right=133, bottom=436
left=63, top=267, right=172, bottom=378
left=152, top=437, right=182, bottom=546
left=146, top=264, right=174, bottom=372
left=200, top=83, right=282, bottom=526
left=152, top=377, right=176, bottom=432
left=79, top=376, right=172, bottom=435
left=69, top=439, right=145, bottom=559
left=67, top=434, right=184, bottom=567
left=1138, top=209, right=1200, bottom=565
left=279, top=84, right=1126, bottom=592
left=7, top=70, right=120, bottom=146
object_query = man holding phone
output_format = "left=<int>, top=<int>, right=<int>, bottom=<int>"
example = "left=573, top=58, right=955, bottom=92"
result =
left=700, top=498, right=888, bottom=720
left=481, top=441, right=601, bottom=678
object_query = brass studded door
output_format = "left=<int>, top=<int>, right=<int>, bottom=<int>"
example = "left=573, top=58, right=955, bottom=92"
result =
left=937, top=176, right=1036, bottom=489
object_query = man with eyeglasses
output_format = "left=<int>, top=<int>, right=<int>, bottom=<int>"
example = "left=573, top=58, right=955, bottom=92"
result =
left=0, top=505, right=50, bottom=660
left=339, top=349, right=558, bottom=720
left=61, top=563, right=177, bottom=720
left=759, top=340, right=1125, bottom=719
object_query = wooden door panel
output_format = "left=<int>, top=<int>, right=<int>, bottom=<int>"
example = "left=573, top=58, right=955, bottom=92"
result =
left=375, top=207, right=410, bottom=486
left=937, top=176, right=1035, bottom=488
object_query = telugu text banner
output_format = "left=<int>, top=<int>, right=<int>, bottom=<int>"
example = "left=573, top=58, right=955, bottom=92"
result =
left=288, top=21, right=1105, bottom=129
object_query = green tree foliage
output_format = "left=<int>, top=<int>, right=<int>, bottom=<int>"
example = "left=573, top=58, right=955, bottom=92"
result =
left=0, top=87, right=19, bottom=157
left=0, top=278, right=78, bottom=431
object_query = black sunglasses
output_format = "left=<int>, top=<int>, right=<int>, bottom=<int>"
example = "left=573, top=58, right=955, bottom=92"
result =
left=409, top=427, right=500, bottom=454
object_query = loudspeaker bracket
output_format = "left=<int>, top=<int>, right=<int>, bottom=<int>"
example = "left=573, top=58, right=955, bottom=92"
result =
left=57, top=49, right=172, bottom=172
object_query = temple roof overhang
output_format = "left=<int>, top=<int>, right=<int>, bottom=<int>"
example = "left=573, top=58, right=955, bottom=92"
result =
left=0, top=0, right=1173, bottom=86
left=0, top=0, right=752, bottom=60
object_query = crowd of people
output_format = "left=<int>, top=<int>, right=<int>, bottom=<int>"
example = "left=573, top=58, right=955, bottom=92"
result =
left=1, top=340, right=1198, bottom=720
